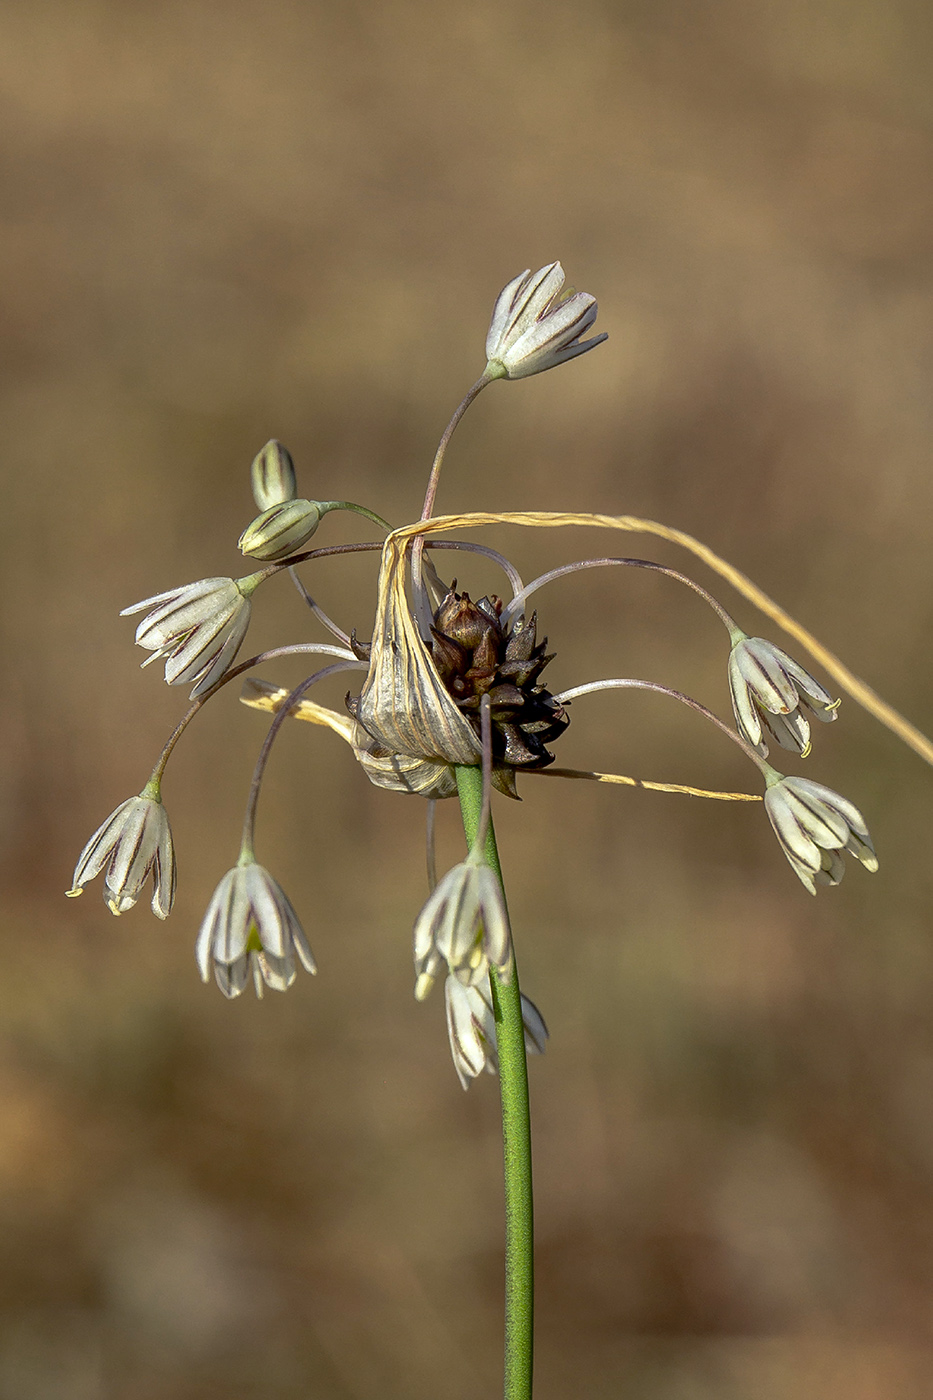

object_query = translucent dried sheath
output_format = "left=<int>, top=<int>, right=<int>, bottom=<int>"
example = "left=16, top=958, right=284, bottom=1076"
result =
left=353, top=536, right=482, bottom=766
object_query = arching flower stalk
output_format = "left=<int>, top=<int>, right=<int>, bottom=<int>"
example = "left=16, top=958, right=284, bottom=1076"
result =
left=69, top=262, right=933, bottom=1400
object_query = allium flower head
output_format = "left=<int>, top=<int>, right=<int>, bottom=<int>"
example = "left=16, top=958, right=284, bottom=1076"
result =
left=764, top=774, right=878, bottom=894
left=67, top=790, right=175, bottom=918
left=196, top=861, right=316, bottom=998
left=350, top=540, right=569, bottom=788
left=251, top=439, right=297, bottom=511
left=121, top=576, right=258, bottom=699
left=413, top=851, right=513, bottom=1000
left=238, top=499, right=323, bottom=562
left=484, top=262, right=607, bottom=380
left=729, top=634, right=839, bottom=757
left=445, top=975, right=548, bottom=1090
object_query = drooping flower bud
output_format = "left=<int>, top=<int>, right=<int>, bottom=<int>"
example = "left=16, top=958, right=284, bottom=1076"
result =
left=413, top=850, right=513, bottom=1000
left=250, top=439, right=297, bottom=511
left=764, top=773, right=878, bottom=894
left=238, top=499, right=323, bottom=561
left=196, top=860, right=316, bottom=998
left=729, top=633, right=839, bottom=758
left=68, top=788, right=176, bottom=918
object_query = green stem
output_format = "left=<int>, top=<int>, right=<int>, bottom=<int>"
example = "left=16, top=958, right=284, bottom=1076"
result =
left=319, top=501, right=392, bottom=532
left=455, top=764, right=534, bottom=1400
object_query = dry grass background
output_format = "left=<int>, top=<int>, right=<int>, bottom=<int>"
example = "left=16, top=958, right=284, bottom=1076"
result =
left=3, top=0, right=933, bottom=1395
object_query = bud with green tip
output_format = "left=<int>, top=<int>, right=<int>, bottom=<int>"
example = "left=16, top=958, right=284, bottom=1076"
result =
left=238, top=499, right=324, bottom=562
left=251, top=440, right=297, bottom=511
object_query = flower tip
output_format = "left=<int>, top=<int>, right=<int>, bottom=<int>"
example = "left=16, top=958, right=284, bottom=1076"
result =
left=414, top=971, right=435, bottom=1002
left=65, top=885, right=83, bottom=899
left=106, top=899, right=124, bottom=917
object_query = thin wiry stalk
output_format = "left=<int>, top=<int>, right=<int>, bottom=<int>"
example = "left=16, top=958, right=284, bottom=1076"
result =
left=554, top=677, right=771, bottom=776
left=411, top=374, right=494, bottom=634
left=288, top=567, right=352, bottom=645
left=149, top=643, right=359, bottom=785
left=530, top=767, right=760, bottom=801
left=502, top=556, right=737, bottom=632
left=430, top=540, right=525, bottom=603
left=425, top=799, right=438, bottom=892
left=239, top=661, right=363, bottom=860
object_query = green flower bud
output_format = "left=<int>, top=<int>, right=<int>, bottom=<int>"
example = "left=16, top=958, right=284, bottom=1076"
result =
left=250, top=440, right=297, bottom=511
left=238, top=499, right=323, bottom=562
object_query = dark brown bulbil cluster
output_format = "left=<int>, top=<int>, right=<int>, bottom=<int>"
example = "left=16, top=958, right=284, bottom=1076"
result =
left=430, top=588, right=569, bottom=785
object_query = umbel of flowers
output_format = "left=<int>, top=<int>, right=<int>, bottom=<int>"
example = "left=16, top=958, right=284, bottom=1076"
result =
left=69, top=261, right=932, bottom=1083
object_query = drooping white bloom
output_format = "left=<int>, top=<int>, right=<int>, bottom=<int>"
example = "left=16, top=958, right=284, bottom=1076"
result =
left=764, top=774, right=878, bottom=894
left=445, top=974, right=548, bottom=1090
left=238, top=500, right=324, bottom=562
left=67, top=791, right=176, bottom=918
left=484, top=262, right=607, bottom=380
left=122, top=576, right=258, bottom=699
left=196, top=861, right=316, bottom=998
left=413, top=852, right=513, bottom=1000
left=250, top=439, right=297, bottom=511
left=729, top=635, right=839, bottom=757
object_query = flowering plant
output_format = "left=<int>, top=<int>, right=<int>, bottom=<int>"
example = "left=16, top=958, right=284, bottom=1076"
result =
left=68, top=263, right=933, bottom=1398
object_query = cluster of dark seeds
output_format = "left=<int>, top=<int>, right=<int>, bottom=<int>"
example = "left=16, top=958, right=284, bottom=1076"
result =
left=430, top=587, right=569, bottom=786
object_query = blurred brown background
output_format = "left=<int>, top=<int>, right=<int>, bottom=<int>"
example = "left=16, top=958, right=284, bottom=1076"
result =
left=3, top=0, right=933, bottom=1395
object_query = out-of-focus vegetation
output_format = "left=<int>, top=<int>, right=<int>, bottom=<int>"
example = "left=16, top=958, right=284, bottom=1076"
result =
left=3, top=2, right=933, bottom=1395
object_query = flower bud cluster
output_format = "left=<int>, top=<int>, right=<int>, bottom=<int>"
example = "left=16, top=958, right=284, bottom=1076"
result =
left=67, top=256, right=896, bottom=1102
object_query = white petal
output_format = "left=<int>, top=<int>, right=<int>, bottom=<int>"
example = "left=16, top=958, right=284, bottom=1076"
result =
left=71, top=799, right=137, bottom=889
left=445, top=978, right=495, bottom=1089
left=476, top=865, right=512, bottom=970
left=728, top=657, right=764, bottom=750
left=520, top=993, right=549, bottom=1055
left=735, top=641, right=798, bottom=713
left=245, top=864, right=289, bottom=957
